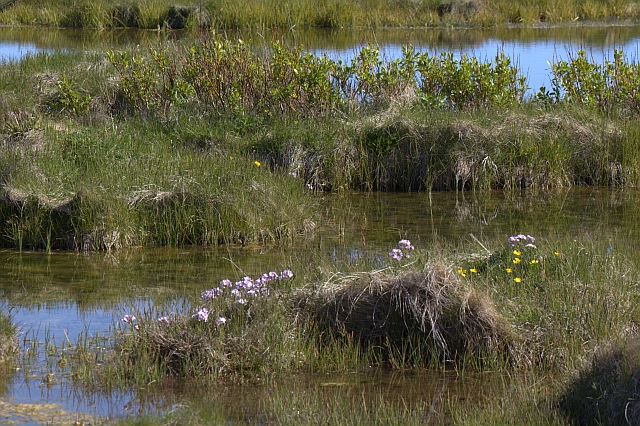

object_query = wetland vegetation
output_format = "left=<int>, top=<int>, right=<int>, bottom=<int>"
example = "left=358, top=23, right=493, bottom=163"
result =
left=1, top=0, right=640, bottom=29
left=3, top=35, right=640, bottom=250
left=60, top=232, right=640, bottom=425
left=1, top=13, right=640, bottom=425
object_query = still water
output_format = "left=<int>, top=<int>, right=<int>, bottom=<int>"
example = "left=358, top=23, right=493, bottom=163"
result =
left=1, top=23, right=640, bottom=424
left=0, top=188, right=638, bottom=423
left=2, top=25, right=640, bottom=92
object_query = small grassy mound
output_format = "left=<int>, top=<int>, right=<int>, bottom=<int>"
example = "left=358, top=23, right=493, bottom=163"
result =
left=559, top=337, right=640, bottom=426
left=87, top=270, right=304, bottom=385
left=294, top=263, right=516, bottom=368
left=0, top=311, right=18, bottom=363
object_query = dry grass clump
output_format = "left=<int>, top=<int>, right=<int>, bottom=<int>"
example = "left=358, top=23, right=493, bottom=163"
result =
left=450, top=112, right=621, bottom=148
left=559, top=336, right=640, bottom=426
left=294, top=263, right=516, bottom=366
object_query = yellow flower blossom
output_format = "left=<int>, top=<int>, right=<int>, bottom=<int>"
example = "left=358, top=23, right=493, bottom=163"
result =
left=470, top=268, right=477, bottom=273
left=512, top=258, right=521, bottom=264
left=254, top=161, right=261, bottom=167
left=554, top=251, right=560, bottom=256
left=458, top=267, right=467, bottom=277
left=530, top=259, right=539, bottom=264
left=513, top=250, right=521, bottom=256
left=506, top=268, right=512, bottom=273
left=514, top=277, right=522, bottom=283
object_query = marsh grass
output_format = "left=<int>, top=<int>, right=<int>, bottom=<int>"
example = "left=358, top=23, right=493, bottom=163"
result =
left=1, top=0, right=639, bottom=29
left=4, top=42, right=640, bottom=250
left=0, top=310, right=18, bottom=363
left=559, top=337, right=640, bottom=426
left=81, top=231, right=640, bottom=425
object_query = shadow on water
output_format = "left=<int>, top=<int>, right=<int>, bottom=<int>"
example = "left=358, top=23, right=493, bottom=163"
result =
left=0, top=189, right=637, bottom=422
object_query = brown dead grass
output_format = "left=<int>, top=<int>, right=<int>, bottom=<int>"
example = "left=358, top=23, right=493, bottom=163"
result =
left=294, top=262, right=517, bottom=366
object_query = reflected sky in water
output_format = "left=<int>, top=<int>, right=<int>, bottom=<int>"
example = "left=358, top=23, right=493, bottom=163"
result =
left=0, top=41, right=48, bottom=62
left=1, top=24, right=640, bottom=422
left=2, top=25, right=640, bottom=92
left=0, top=188, right=638, bottom=422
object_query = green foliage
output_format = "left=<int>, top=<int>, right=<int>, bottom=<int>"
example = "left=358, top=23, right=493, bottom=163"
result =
left=549, top=49, right=640, bottom=113
left=108, top=36, right=527, bottom=119
left=45, top=75, right=91, bottom=117
left=417, top=51, right=527, bottom=109
left=1, top=0, right=639, bottom=29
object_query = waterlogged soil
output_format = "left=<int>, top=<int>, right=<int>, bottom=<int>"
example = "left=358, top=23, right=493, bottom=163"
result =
left=0, top=189, right=638, bottom=424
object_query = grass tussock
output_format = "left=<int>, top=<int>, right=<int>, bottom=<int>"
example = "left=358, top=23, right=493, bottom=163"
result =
left=293, top=263, right=516, bottom=368
left=559, top=336, right=640, bottom=426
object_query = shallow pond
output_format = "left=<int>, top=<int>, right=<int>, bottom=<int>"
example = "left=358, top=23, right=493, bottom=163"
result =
left=0, top=188, right=638, bottom=424
left=2, top=25, right=640, bottom=92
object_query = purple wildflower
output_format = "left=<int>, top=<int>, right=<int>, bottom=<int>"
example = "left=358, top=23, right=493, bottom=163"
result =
left=509, top=234, right=536, bottom=246
left=220, top=279, right=232, bottom=287
left=193, top=307, right=209, bottom=322
left=201, top=287, right=223, bottom=300
left=389, top=248, right=403, bottom=261
left=122, top=315, right=136, bottom=323
left=158, top=316, right=170, bottom=324
left=398, top=239, right=414, bottom=250
left=280, top=269, right=294, bottom=279
left=215, top=316, right=227, bottom=326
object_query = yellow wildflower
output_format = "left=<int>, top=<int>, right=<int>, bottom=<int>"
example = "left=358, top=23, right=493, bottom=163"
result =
left=506, top=268, right=512, bottom=273
left=514, top=277, right=522, bottom=283
left=470, top=268, right=477, bottom=273
left=513, top=250, right=521, bottom=256
left=458, top=267, right=467, bottom=277
left=530, top=259, right=539, bottom=264
left=512, top=258, right=521, bottom=264
left=254, top=161, right=261, bottom=167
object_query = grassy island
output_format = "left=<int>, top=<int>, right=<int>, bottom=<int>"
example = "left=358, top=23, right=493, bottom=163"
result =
left=1, top=28, right=640, bottom=426
left=2, top=36, right=640, bottom=250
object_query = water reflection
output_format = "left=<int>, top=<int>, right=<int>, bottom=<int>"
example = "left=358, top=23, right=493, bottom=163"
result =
left=2, top=25, right=640, bottom=91
left=0, top=188, right=638, bottom=422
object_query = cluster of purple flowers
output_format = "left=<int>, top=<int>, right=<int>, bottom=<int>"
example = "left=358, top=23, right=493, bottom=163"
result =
left=508, top=234, right=537, bottom=249
left=389, top=239, right=415, bottom=261
left=121, top=314, right=140, bottom=330
left=122, top=270, right=294, bottom=328
left=122, top=314, right=136, bottom=323
left=193, top=307, right=209, bottom=322
left=201, top=269, right=294, bottom=303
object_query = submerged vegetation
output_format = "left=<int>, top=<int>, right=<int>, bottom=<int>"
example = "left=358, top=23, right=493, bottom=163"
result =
left=1, top=0, right=640, bottom=29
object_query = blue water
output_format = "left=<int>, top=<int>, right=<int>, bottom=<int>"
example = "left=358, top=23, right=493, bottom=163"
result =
left=313, top=27, right=640, bottom=95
